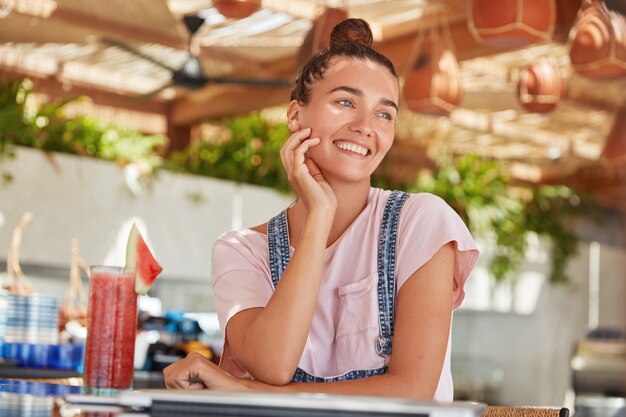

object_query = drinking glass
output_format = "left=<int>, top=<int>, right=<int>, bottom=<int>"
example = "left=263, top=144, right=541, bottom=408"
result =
left=83, top=266, right=137, bottom=395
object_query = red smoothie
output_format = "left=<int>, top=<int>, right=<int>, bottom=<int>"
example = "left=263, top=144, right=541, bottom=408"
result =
left=84, top=266, right=138, bottom=393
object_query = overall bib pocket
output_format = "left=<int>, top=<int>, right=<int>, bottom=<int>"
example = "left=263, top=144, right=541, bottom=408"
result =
left=335, top=273, right=379, bottom=341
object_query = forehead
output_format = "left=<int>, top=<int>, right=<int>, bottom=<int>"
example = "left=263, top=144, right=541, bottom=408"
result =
left=316, top=57, right=399, bottom=101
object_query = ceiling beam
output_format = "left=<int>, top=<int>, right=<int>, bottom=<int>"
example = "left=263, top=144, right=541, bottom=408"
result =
left=1, top=67, right=168, bottom=115
left=379, top=19, right=530, bottom=76
left=49, top=7, right=186, bottom=49
left=178, top=1, right=584, bottom=124
left=261, top=0, right=321, bottom=20
left=171, top=84, right=292, bottom=125
left=172, top=20, right=510, bottom=126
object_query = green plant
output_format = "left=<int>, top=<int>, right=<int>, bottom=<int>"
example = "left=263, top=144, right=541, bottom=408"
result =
left=410, top=153, right=587, bottom=283
left=0, top=78, right=31, bottom=182
left=166, top=114, right=292, bottom=192
left=524, top=185, right=584, bottom=283
left=1, top=78, right=589, bottom=283
left=0, top=77, right=166, bottom=180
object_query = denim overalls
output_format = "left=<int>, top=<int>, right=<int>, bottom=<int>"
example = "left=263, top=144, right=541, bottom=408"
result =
left=267, top=190, right=410, bottom=383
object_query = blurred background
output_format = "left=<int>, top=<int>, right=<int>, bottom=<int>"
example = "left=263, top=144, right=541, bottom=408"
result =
left=0, top=0, right=625, bottom=414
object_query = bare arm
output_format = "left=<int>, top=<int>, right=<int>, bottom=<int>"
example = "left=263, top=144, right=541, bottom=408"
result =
left=249, top=242, right=455, bottom=398
left=226, top=212, right=330, bottom=384
left=225, top=128, right=337, bottom=385
left=165, top=242, right=455, bottom=400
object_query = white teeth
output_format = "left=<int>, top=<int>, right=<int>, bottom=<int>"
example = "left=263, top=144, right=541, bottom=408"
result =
left=334, top=142, right=368, bottom=156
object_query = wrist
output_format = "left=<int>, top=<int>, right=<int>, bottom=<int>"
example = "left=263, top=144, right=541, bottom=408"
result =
left=303, top=210, right=333, bottom=233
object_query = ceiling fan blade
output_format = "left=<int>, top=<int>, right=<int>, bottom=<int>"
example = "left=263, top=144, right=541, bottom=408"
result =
left=206, top=76, right=293, bottom=88
left=101, top=37, right=177, bottom=72
left=172, top=56, right=208, bottom=89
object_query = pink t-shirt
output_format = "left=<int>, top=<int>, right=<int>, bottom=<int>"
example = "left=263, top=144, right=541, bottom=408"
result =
left=211, top=188, right=479, bottom=401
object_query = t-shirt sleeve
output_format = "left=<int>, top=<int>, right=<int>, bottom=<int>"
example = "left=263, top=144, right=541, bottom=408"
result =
left=396, top=193, right=479, bottom=309
left=210, top=233, right=274, bottom=336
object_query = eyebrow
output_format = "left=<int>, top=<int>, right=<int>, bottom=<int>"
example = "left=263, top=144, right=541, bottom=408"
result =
left=329, top=86, right=399, bottom=112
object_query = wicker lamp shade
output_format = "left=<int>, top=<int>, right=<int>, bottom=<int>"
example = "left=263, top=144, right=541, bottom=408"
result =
left=295, top=7, right=349, bottom=71
left=469, top=0, right=556, bottom=48
left=213, top=0, right=261, bottom=19
left=517, top=60, right=563, bottom=113
left=568, top=1, right=626, bottom=79
left=403, top=34, right=463, bottom=116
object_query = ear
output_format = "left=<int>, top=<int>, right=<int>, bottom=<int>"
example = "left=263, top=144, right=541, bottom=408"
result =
left=286, top=100, right=302, bottom=132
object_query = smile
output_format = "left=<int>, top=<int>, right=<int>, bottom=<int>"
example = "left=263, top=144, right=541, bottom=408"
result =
left=333, top=141, right=370, bottom=156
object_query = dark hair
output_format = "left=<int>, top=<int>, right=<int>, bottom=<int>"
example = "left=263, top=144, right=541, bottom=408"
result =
left=290, top=18, right=398, bottom=104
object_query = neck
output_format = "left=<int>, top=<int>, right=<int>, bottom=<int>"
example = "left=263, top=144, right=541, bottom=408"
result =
left=290, top=180, right=371, bottom=249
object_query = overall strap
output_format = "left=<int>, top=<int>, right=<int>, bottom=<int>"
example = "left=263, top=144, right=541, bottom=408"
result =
left=375, top=190, right=410, bottom=357
left=268, top=209, right=291, bottom=289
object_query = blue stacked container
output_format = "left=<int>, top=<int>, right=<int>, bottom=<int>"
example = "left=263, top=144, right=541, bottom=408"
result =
left=1, top=293, right=59, bottom=368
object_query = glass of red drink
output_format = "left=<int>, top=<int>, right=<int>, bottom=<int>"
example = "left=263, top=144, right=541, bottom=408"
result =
left=83, top=266, right=138, bottom=395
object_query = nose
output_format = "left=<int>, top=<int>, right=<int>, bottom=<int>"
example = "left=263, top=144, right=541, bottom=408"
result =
left=349, top=111, right=374, bottom=137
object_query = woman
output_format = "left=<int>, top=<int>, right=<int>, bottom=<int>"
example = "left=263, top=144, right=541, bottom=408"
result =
left=164, top=18, right=479, bottom=401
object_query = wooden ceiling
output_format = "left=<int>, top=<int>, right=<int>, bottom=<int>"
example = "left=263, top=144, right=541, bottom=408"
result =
left=0, top=0, right=625, bottom=213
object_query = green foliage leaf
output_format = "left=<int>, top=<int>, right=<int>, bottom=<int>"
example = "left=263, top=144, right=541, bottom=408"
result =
left=166, top=114, right=292, bottom=193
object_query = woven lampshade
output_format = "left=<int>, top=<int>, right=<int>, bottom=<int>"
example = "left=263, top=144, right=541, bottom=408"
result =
left=469, top=0, right=556, bottom=48
left=517, top=60, right=563, bottom=113
left=402, top=31, right=463, bottom=116
left=569, top=1, right=626, bottom=79
left=213, top=0, right=261, bottom=19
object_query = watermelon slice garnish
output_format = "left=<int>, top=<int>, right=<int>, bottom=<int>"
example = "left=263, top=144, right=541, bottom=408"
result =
left=126, top=223, right=163, bottom=295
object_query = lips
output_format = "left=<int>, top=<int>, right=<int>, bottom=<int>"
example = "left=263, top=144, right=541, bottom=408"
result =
left=333, top=140, right=370, bottom=156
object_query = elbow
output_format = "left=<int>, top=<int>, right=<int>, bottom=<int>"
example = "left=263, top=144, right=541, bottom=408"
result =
left=261, top=370, right=294, bottom=386
left=247, top=361, right=296, bottom=386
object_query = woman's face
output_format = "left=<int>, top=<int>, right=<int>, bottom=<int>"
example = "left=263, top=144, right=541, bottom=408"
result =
left=288, top=57, right=399, bottom=186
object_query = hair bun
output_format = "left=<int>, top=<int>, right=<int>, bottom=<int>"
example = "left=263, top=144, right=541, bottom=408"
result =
left=329, top=18, right=374, bottom=48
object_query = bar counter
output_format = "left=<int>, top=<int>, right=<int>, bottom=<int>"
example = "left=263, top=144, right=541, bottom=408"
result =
left=0, top=376, right=493, bottom=417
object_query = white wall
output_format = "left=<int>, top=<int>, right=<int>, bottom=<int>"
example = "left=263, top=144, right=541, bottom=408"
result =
left=454, top=240, right=626, bottom=407
left=0, top=147, right=293, bottom=283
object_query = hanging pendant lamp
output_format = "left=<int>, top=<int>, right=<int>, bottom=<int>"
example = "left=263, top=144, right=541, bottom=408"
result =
left=469, top=0, right=556, bottom=48
left=517, top=60, right=563, bottom=113
left=213, top=0, right=261, bottom=19
left=403, top=28, right=463, bottom=116
left=569, top=0, right=626, bottom=79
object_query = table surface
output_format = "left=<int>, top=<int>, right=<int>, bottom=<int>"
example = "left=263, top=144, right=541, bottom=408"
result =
left=0, top=378, right=489, bottom=417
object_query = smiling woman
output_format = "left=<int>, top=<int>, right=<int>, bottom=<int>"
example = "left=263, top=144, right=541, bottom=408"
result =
left=164, top=18, right=480, bottom=402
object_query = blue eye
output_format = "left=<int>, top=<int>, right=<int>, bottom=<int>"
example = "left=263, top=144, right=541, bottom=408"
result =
left=338, top=99, right=353, bottom=107
left=379, top=111, right=392, bottom=120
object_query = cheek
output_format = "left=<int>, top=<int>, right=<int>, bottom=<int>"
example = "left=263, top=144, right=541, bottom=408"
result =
left=304, top=106, right=343, bottom=133
left=378, top=126, right=395, bottom=153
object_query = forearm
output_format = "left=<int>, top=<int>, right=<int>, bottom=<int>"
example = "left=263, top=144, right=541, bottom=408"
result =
left=243, top=372, right=434, bottom=401
left=236, top=212, right=332, bottom=382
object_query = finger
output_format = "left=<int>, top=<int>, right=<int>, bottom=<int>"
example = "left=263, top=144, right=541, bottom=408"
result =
left=174, top=376, right=206, bottom=390
left=282, top=128, right=311, bottom=152
left=163, top=366, right=188, bottom=389
left=282, top=138, right=319, bottom=190
left=293, top=137, right=320, bottom=167
left=163, top=353, right=209, bottom=390
left=280, top=128, right=312, bottom=170
left=167, top=369, right=208, bottom=390
left=304, top=158, right=324, bottom=181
